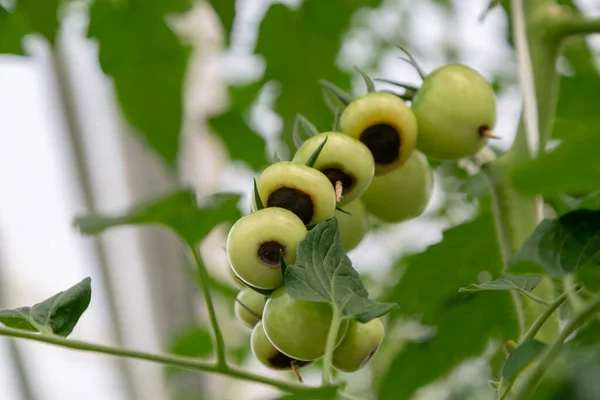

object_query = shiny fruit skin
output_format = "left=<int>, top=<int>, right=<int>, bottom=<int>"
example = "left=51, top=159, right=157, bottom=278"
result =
left=263, top=287, right=349, bottom=361
left=292, top=132, right=374, bottom=206
left=332, top=318, right=385, bottom=373
left=251, top=321, right=313, bottom=370
left=234, top=288, right=267, bottom=328
left=360, top=150, right=433, bottom=223
left=227, top=207, right=307, bottom=290
left=412, top=64, right=496, bottom=160
left=335, top=200, right=369, bottom=252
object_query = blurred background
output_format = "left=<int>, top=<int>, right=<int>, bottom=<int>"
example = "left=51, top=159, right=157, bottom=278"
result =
left=0, top=0, right=599, bottom=399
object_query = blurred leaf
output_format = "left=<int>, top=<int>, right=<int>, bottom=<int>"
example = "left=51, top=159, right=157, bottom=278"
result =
left=208, top=0, right=235, bottom=45
left=87, top=0, right=191, bottom=167
left=255, top=0, right=382, bottom=152
left=209, top=83, right=269, bottom=171
left=285, top=219, right=396, bottom=323
left=569, top=318, right=600, bottom=348
left=508, top=210, right=600, bottom=279
left=460, top=275, right=542, bottom=293
left=555, top=76, right=600, bottom=134
left=502, top=339, right=547, bottom=382
left=0, top=278, right=91, bottom=337
left=13, top=0, right=59, bottom=44
left=74, top=189, right=241, bottom=247
left=0, top=6, right=28, bottom=55
left=271, top=386, right=338, bottom=400
left=171, top=326, right=213, bottom=358
left=379, top=198, right=519, bottom=399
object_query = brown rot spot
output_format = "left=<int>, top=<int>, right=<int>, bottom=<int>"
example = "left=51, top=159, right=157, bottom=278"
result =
left=267, top=187, right=314, bottom=224
left=321, top=167, right=355, bottom=195
left=478, top=125, right=500, bottom=139
left=359, top=123, right=400, bottom=165
left=268, top=351, right=312, bottom=370
left=359, top=346, right=381, bottom=368
left=258, top=241, right=284, bottom=266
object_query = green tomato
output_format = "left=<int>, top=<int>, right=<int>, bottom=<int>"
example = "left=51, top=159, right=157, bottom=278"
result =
left=254, top=161, right=336, bottom=225
left=227, top=262, right=245, bottom=289
left=412, top=64, right=497, bottom=160
left=340, top=92, right=418, bottom=175
left=234, top=288, right=267, bottom=328
left=227, top=207, right=307, bottom=290
left=335, top=200, right=369, bottom=252
left=251, top=321, right=313, bottom=370
left=360, top=150, right=433, bottom=223
left=263, top=287, right=349, bottom=361
left=332, top=318, right=385, bottom=373
left=292, top=132, right=374, bottom=206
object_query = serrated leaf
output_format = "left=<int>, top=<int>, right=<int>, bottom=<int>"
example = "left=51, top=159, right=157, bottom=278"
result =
left=379, top=198, right=519, bottom=399
left=74, top=189, right=241, bottom=247
left=508, top=210, right=600, bottom=278
left=209, top=83, right=269, bottom=171
left=284, top=219, right=396, bottom=323
left=87, top=0, right=190, bottom=167
left=460, top=275, right=542, bottom=293
left=0, top=278, right=92, bottom=337
left=255, top=0, right=381, bottom=153
left=502, top=339, right=547, bottom=382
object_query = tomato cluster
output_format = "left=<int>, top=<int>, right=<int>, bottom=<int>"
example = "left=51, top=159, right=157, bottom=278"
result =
left=225, top=58, right=497, bottom=377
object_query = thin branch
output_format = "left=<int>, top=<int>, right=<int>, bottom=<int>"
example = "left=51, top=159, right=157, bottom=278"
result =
left=0, top=326, right=319, bottom=395
left=548, top=13, right=600, bottom=39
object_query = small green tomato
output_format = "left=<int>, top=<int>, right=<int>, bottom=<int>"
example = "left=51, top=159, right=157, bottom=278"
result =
left=332, top=318, right=385, bottom=373
left=335, top=200, right=369, bottom=252
left=226, top=207, right=307, bottom=290
left=340, top=92, right=418, bottom=175
left=360, top=150, right=433, bottom=223
left=412, top=64, right=497, bottom=160
left=251, top=321, right=313, bottom=370
left=234, top=288, right=267, bottom=328
left=254, top=161, right=336, bottom=225
left=292, top=133, right=374, bottom=206
left=263, top=287, right=349, bottom=361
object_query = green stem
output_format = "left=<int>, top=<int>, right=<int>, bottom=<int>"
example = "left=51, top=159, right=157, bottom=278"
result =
left=322, top=306, right=342, bottom=385
left=190, top=246, right=227, bottom=368
left=0, top=326, right=315, bottom=394
left=517, top=289, right=550, bottom=306
left=523, top=290, right=571, bottom=342
left=511, top=294, right=600, bottom=400
left=548, top=14, right=600, bottom=39
left=563, top=275, right=585, bottom=313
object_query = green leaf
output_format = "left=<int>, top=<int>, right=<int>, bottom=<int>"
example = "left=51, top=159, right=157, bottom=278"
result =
left=0, top=5, right=29, bottom=55
left=209, top=83, right=269, bottom=171
left=207, top=0, right=235, bottom=45
left=271, top=386, right=338, bottom=400
left=87, top=0, right=190, bottom=167
left=305, top=136, right=328, bottom=168
left=13, top=0, right=60, bottom=44
left=255, top=0, right=382, bottom=152
left=459, top=275, right=542, bottom=293
left=284, top=219, right=397, bottom=323
left=171, top=326, right=213, bottom=358
left=508, top=210, right=600, bottom=278
left=512, top=121, right=600, bottom=196
left=74, top=189, right=241, bottom=247
left=379, top=198, right=519, bottom=399
left=0, top=278, right=92, bottom=337
left=354, top=65, right=376, bottom=93
left=502, top=339, right=547, bottom=382
left=554, top=76, right=600, bottom=136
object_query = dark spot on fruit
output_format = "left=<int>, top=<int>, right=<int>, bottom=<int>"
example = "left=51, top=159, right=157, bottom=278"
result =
left=321, top=167, right=355, bottom=194
left=478, top=125, right=489, bottom=136
left=360, top=123, right=400, bottom=165
left=267, top=187, right=314, bottom=224
left=359, top=345, right=380, bottom=368
left=268, top=351, right=312, bottom=370
left=258, top=241, right=284, bottom=266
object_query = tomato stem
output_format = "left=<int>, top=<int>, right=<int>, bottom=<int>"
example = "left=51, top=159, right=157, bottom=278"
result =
left=322, top=306, right=342, bottom=385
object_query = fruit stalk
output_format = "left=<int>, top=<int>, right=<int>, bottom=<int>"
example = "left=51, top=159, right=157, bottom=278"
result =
left=322, top=306, right=343, bottom=385
left=190, top=246, right=227, bottom=368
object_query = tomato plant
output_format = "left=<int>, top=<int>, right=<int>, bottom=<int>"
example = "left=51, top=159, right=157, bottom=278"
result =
left=1, top=0, right=600, bottom=399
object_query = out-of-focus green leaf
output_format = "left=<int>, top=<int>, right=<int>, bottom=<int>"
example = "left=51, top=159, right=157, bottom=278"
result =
left=0, top=278, right=92, bottom=337
left=255, top=0, right=382, bottom=153
left=87, top=0, right=191, bottom=167
left=460, top=275, right=542, bottom=293
left=0, top=0, right=59, bottom=55
left=0, top=6, right=27, bottom=55
left=502, top=339, right=547, bottom=382
left=379, top=198, right=519, bottom=399
left=555, top=76, right=600, bottom=134
left=171, top=326, right=213, bottom=358
left=209, top=83, right=269, bottom=171
left=208, top=0, right=235, bottom=45
left=508, top=210, right=600, bottom=280
left=271, top=386, right=338, bottom=400
left=74, top=189, right=241, bottom=247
